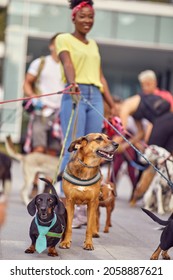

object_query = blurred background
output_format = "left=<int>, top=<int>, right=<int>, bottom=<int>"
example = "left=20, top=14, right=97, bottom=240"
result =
left=0, top=0, right=173, bottom=144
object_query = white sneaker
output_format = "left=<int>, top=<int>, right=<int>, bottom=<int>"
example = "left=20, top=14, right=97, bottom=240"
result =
left=72, top=205, right=87, bottom=228
left=72, top=217, right=82, bottom=229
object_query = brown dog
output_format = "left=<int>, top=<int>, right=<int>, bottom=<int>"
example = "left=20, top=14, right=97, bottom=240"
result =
left=59, top=133, right=118, bottom=250
left=98, top=181, right=116, bottom=233
left=97, top=162, right=116, bottom=233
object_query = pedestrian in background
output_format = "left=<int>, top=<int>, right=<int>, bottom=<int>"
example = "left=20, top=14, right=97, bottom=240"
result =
left=23, top=33, right=64, bottom=196
left=118, top=70, right=173, bottom=204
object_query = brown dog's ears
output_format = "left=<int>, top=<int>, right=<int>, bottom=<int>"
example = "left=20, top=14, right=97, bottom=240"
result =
left=68, top=137, right=88, bottom=152
left=27, top=197, right=37, bottom=216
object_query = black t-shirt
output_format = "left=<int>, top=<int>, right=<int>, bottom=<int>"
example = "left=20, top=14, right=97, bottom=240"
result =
left=133, top=94, right=170, bottom=123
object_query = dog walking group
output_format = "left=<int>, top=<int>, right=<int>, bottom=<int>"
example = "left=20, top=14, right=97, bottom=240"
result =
left=2, top=0, right=173, bottom=260
left=2, top=84, right=173, bottom=260
left=2, top=129, right=173, bottom=261
left=2, top=86, right=173, bottom=260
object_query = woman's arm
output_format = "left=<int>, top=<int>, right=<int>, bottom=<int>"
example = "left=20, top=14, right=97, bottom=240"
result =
left=119, top=95, right=141, bottom=129
left=59, top=51, right=76, bottom=84
left=115, top=95, right=143, bottom=150
left=144, top=122, right=153, bottom=143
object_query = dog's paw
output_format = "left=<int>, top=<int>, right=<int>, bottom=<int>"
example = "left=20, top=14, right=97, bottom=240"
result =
left=25, top=246, right=35, bottom=254
left=129, top=199, right=136, bottom=207
left=59, top=241, right=71, bottom=249
left=48, top=247, right=59, bottom=257
left=161, top=252, right=170, bottom=260
left=158, top=210, right=165, bottom=215
left=83, top=242, right=94, bottom=250
left=150, top=255, right=159, bottom=260
left=92, top=232, right=100, bottom=238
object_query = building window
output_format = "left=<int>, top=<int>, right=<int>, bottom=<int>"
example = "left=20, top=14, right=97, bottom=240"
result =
left=116, top=13, right=156, bottom=43
left=28, top=3, right=71, bottom=33
left=159, top=16, right=173, bottom=45
left=90, top=10, right=114, bottom=39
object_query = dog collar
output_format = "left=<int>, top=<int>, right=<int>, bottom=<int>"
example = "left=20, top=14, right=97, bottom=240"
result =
left=77, top=158, right=99, bottom=168
left=63, top=167, right=101, bottom=186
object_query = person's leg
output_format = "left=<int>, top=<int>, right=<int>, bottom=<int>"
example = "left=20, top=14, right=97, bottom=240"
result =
left=46, top=113, right=62, bottom=156
left=32, top=115, right=46, bottom=153
left=84, top=85, right=104, bottom=134
left=127, top=164, right=137, bottom=201
left=130, top=165, right=156, bottom=206
left=111, top=153, right=123, bottom=183
left=125, top=148, right=139, bottom=200
left=59, top=94, right=87, bottom=173
left=60, top=85, right=104, bottom=225
left=60, top=84, right=103, bottom=173
left=30, top=116, right=47, bottom=197
left=72, top=86, right=104, bottom=228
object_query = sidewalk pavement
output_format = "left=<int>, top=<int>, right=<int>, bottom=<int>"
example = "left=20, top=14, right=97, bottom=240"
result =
left=0, top=161, right=172, bottom=260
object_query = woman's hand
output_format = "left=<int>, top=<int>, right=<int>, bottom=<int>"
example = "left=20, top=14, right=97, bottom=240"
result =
left=70, top=83, right=80, bottom=94
left=70, top=83, right=81, bottom=104
left=110, top=106, right=118, bottom=117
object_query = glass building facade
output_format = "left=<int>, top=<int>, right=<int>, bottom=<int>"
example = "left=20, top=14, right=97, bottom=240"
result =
left=1, top=0, right=173, bottom=142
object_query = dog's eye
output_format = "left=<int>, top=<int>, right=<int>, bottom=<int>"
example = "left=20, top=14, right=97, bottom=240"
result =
left=95, top=136, right=103, bottom=141
left=36, top=198, right=42, bottom=203
left=48, top=198, right=53, bottom=203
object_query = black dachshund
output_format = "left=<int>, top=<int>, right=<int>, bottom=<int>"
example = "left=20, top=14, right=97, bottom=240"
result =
left=142, top=207, right=173, bottom=260
left=25, top=178, right=67, bottom=257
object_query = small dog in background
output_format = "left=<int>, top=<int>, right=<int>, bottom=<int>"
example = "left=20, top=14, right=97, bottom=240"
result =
left=0, top=151, right=12, bottom=195
left=98, top=163, right=116, bottom=233
left=139, top=145, right=173, bottom=215
left=25, top=178, right=67, bottom=257
left=5, top=135, right=59, bottom=205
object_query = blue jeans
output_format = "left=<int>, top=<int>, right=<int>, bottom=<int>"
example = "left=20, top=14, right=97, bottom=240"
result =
left=59, top=84, right=104, bottom=173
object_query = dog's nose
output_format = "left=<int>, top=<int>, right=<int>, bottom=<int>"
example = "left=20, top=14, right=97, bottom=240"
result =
left=40, top=206, right=46, bottom=212
left=112, top=142, right=119, bottom=149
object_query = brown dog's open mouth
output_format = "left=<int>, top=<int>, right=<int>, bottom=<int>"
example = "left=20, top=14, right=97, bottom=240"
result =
left=96, top=150, right=114, bottom=161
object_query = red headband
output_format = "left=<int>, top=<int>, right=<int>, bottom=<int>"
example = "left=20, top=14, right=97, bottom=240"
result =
left=72, top=1, right=94, bottom=21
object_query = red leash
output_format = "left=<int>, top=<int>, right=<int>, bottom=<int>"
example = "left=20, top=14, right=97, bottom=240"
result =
left=0, top=85, right=80, bottom=106
left=104, top=116, right=148, bottom=148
